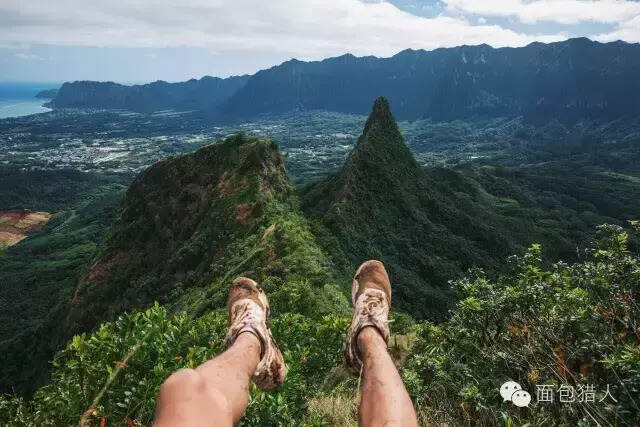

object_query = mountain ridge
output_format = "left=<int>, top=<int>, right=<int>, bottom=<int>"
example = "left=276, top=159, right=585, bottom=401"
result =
left=223, top=37, right=640, bottom=122
left=63, top=134, right=290, bottom=337
left=48, top=38, right=640, bottom=122
left=302, top=97, right=517, bottom=318
left=49, top=75, right=250, bottom=112
left=299, top=96, right=632, bottom=318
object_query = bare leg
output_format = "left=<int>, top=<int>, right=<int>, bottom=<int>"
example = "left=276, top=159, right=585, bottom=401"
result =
left=154, top=332, right=261, bottom=427
left=358, top=327, right=418, bottom=427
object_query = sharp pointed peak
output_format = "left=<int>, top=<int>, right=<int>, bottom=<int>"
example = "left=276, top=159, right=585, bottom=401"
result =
left=371, top=96, right=392, bottom=119
left=342, top=97, right=419, bottom=175
left=362, top=96, right=395, bottom=135
left=373, top=96, right=390, bottom=109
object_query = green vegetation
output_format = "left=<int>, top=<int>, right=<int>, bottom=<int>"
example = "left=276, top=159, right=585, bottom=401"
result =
left=0, top=171, right=126, bottom=393
left=0, top=167, right=121, bottom=212
left=2, top=98, right=640, bottom=425
left=301, top=98, right=640, bottom=321
left=1, top=222, right=637, bottom=425
left=0, top=187, right=123, bottom=338
left=0, top=306, right=350, bottom=426
left=65, top=134, right=296, bottom=336
left=404, top=224, right=640, bottom=426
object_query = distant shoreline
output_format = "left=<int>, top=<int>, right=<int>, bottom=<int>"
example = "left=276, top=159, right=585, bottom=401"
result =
left=0, top=82, right=58, bottom=118
left=0, top=99, right=52, bottom=119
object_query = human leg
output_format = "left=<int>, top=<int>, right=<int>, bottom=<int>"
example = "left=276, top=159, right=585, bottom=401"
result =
left=154, top=332, right=260, bottom=426
left=358, top=327, right=417, bottom=427
left=343, top=260, right=418, bottom=427
left=154, top=277, right=286, bottom=426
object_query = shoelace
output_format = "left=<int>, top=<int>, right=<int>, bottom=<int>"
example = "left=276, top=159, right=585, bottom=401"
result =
left=357, top=290, right=389, bottom=324
left=230, top=300, right=267, bottom=359
left=233, top=301, right=260, bottom=325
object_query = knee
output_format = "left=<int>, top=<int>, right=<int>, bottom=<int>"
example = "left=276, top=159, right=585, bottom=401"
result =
left=158, top=369, right=232, bottom=414
left=159, top=368, right=206, bottom=399
left=156, top=368, right=234, bottom=424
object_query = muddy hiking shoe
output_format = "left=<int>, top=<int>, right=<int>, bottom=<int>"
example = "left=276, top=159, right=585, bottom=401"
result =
left=343, top=260, right=392, bottom=373
left=224, top=277, right=287, bottom=390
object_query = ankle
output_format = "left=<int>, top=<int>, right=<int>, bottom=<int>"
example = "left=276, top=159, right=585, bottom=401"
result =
left=357, top=326, right=386, bottom=353
left=236, top=331, right=262, bottom=354
left=233, top=331, right=263, bottom=367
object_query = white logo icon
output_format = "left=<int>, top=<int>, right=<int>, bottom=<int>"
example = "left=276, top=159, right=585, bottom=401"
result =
left=500, top=381, right=522, bottom=401
left=511, top=390, right=532, bottom=407
left=500, top=381, right=532, bottom=407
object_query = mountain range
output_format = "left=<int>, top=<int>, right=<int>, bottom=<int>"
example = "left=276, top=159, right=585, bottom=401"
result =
left=48, top=38, right=640, bottom=122
left=49, top=75, right=249, bottom=112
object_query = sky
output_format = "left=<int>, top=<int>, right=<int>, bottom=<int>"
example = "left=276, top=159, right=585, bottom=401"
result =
left=0, top=0, right=639, bottom=84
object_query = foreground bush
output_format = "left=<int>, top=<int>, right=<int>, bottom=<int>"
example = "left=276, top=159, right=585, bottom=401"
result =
left=0, top=305, right=348, bottom=426
left=403, top=224, right=640, bottom=426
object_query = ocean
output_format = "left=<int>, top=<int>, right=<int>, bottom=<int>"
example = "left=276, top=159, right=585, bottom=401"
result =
left=0, top=82, right=59, bottom=119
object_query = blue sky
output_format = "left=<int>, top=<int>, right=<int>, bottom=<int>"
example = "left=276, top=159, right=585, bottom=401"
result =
left=390, top=0, right=617, bottom=35
left=0, top=0, right=638, bottom=83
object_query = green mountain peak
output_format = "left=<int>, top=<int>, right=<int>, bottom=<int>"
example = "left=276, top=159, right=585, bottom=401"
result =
left=361, top=96, right=394, bottom=135
left=344, top=97, right=421, bottom=184
left=64, top=134, right=291, bottom=337
left=302, top=98, right=524, bottom=319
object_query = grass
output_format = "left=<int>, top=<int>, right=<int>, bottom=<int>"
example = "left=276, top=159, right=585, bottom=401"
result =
left=307, top=394, right=358, bottom=426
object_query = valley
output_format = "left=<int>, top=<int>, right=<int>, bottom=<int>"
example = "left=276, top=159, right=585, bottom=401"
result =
left=4, top=105, right=640, bottom=183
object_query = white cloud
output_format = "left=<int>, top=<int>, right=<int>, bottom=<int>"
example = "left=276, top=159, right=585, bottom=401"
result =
left=0, top=0, right=567, bottom=60
left=595, top=15, right=640, bottom=41
left=443, top=0, right=640, bottom=25
left=13, top=52, right=44, bottom=60
left=478, top=17, right=487, bottom=24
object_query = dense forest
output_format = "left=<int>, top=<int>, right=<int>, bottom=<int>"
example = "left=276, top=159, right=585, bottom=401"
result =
left=0, top=169, right=127, bottom=390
